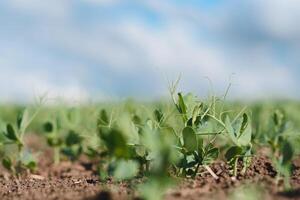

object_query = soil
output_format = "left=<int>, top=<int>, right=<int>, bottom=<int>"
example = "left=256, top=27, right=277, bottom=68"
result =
left=1, top=135, right=300, bottom=200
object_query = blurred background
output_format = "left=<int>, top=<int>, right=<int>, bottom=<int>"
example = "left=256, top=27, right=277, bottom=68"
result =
left=0, top=0, right=299, bottom=103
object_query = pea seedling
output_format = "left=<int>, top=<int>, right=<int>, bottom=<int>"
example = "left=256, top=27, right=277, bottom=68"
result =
left=267, top=110, right=294, bottom=189
left=1, top=106, right=42, bottom=174
left=43, top=108, right=84, bottom=163
left=224, top=113, right=252, bottom=177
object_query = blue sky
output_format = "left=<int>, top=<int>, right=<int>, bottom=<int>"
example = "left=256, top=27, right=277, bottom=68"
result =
left=0, top=0, right=299, bottom=102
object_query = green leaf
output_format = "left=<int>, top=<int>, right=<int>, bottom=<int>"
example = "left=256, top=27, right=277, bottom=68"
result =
left=2, top=157, right=12, bottom=171
left=65, top=131, right=83, bottom=146
left=99, top=170, right=109, bottom=181
left=206, top=147, right=219, bottom=160
left=47, top=137, right=63, bottom=147
left=113, top=160, right=139, bottom=180
left=19, top=109, right=30, bottom=132
left=225, top=146, right=243, bottom=161
left=183, top=93, right=199, bottom=116
left=182, top=127, right=197, bottom=152
left=225, top=116, right=238, bottom=145
left=43, top=122, right=54, bottom=133
left=101, top=129, right=129, bottom=159
left=132, top=115, right=142, bottom=125
left=273, top=109, right=286, bottom=133
left=282, top=141, right=293, bottom=165
left=20, top=150, right=37, bottom=170
left=192, top=103, right=202, bottom=125
left=203, top=147, right=219, bottom=165
left=225, top=114, right=252, bottom=147
left=273, top=110, right=285, bottom=126
left=62, top=146, right=83, bottom=160
left=118, top=113, right=139, bottom=144
left=240, top=113, right=248, bottom=134
left=197, top=136, right=203, bottom=153
left=17, top=113, right=23, bottom=130
left=177, top=93, right=187, bottom=115
left=4, top=124, right=18, bottom=141
left=154, top=109, right=164, bottom=123
left=237, top=120, right=252, bottom=146
left=25, top=161, right=36, bottom=171
left=98, top=109, right=109, bottom=126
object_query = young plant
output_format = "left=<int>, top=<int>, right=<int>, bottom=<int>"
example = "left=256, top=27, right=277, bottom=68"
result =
left=137, top=111, right=180, bottom=200
left=43, top=119, right=63, bottom=164
left=96, top=107, right=178, bottom=200
left=177, top=126, right=219, bottom=178
left=267, top=109, right=294, bottom=189
left=96, top=109, right=136, bottom=180
left=1, top=106, right=42, bottom=174
left=43, top=108, right=84, bottom=163
left=170, top=91, right=223, bottom=179
left=224, top=113, right=252, bottom=177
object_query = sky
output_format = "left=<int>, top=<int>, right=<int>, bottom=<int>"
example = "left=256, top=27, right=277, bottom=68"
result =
left=0, top=0, right=299, bottom=103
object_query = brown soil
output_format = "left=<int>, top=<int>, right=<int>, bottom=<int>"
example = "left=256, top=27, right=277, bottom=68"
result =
left=1, top=135, right=300, bottom=200
left=165, top=156, right=297, bottom=200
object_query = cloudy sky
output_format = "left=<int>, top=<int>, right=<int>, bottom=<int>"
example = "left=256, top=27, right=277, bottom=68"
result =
left=0, top=0, right=299, bottom=102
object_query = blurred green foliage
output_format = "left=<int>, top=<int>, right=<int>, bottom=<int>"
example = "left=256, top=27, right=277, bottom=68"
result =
left=0, top=97, right=299, bottom=197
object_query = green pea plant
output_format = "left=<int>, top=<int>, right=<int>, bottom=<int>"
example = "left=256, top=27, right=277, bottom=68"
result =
left=224, top=113, right=252, bottom=177
left=43, top=118, right=63, bottom=164
left=96, top=108, right=137, bottom=180
left=43, top=108, right=84, bottom=164
left=171, top=92, right=220, bottom=179
left=266, top=109, right=294, bottom=190
left=137, top=113, right=179, bottom=200
left=168, top=77, right=228, bottom=180
left=96, top=106, right=179, bottom=200
left=1, top=102, right=43, bottom=174
left=168, top=78, right=253, bottom=179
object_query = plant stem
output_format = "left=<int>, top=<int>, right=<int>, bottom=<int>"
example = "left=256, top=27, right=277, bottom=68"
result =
left=204, top=165, right=219, bottom=180
left=193, top=163, right=201, bottom=178
left=284, top=175, right=291, bottom=190
left=233, top=158, right=238, bottom=177
left=241, top=157, right=251, bottom=175
left=207, top=114, right=226, bottom=128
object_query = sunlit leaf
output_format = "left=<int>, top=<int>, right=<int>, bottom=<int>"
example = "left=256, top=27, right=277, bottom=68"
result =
left=225, top=116, right=238, bottom=145
left=182, top=127, right=197, bottom=152
left=238, top=121, right=252, bottom=146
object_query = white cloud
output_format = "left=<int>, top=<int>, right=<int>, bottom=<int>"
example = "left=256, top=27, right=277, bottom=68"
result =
left=257, top=0, right=300, bottom=41
left=231, top=66, right=297, bottom=99
left=0, top=59, right=89, bottom=103
left=0, top=0, right=299, bottom=101
left=35, top=19, right=229, bottom=78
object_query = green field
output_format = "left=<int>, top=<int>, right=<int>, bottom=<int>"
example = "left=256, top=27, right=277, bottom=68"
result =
left=0, top=88, right=300, bottom=199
